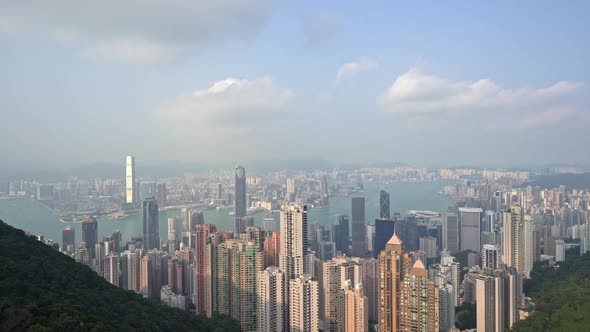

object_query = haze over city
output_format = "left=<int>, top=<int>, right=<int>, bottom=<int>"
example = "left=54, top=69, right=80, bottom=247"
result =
left=1, top=1, right=589, bottom=172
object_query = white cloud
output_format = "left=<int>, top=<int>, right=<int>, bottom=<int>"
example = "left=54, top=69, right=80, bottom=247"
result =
left=378, top=68, right=583, bottom=115
left=0, top=0, right=276, bottom=63
left=336, top=57, right=379, bottom=81
left=155, top=77, right=293, bottom=135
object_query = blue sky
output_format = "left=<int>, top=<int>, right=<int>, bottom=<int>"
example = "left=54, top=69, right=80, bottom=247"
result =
left=1, top=0, right=588, bottom=171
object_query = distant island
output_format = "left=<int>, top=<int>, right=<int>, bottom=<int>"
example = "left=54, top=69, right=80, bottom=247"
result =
left=0, top=220, right=240, bottom=331
left=523, top=172, right=590, bottom=190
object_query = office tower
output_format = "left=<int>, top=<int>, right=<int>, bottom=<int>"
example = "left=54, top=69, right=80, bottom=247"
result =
left=264, top=231, right=280, bottom=268
left=374, top=218, right=395, bottom=255
left=332, top=214, right=350, bottom=256
left=442, top=213, right=459, bottom=254
left=351, top=197, right=366, bottom=257
left=459, top=208, right=483, bottom=252
left=366, top=223, right=375, bottom=254
left=125, top=155, right=137, bottom=204
left=257, top=267, right=285, bottom=332
left=399, top=259, right=440, bottom=332
left=377, top=232, right=412, bottom=332
left=82, top=216, right=98, bottom=262
left=438, top=280, right=455, bottom=332
left=419, top=236, right=438, bottom=259
left=322, top=260, right=345, bottom=332
left=142, top=198, right=159, bottom=250
left=190, top=210, right=205, bottom=230
left=555, top=240, right=565, bottom=262
left=167, top=217, right=180, bottom=242
left=344, top=281, right=368, bottom=332
left=62, top=226, right=75, bottom=251
left=181, top=208, right=191, bottom=232
left=316, top=225, right=336, bottom=261
left=280, top=205, right=309, bottom=280
left=379, top=189, right=391, bottom=220
left=121, top=250, right=140, bottom=292
left=482, top=244, right=501, bottom=269
left=234, top=165, right=247, bottom=234
left=216, top=182, right=222, bottom=199
left=195, top=224, right=217, bottom=314
left=484, top=210, right=495, bottom=233
left=103, top=254, right=120, bottom=287
left=289, top=274, right=320, bottom=332
left=156, top=183, right=167, bottom=207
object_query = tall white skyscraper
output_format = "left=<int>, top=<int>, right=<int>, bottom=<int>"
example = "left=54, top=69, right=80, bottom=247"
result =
left=257, top=267, right=285, bottom=332
left=125, top=155, right=136, bottom=204
left=289, top=274, right=319, bottom=332
left=502, top=206, right=533, bottom=277
left=440, top=254, right=461, bottom=306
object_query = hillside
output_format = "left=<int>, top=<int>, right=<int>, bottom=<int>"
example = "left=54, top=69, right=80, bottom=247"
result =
left=0, top=220, right=240, bottom=332
left=511, top=250, right=590, bottom=331
left=522, top=172, right=590, bottom=190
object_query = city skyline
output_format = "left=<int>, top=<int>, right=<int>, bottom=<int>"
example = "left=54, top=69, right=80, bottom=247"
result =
left=1, top=2, right=590, bottom=171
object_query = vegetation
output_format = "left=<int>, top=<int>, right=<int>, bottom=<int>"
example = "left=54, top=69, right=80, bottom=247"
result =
left=0, top=220, right=240, bottom=331
left=453, top=249, right=476, bottom=269
left=511, top=249, right=590, bottom=331
left=455, top=302, right=476, bottom=330
left=523, top=172, right=590, bottom=191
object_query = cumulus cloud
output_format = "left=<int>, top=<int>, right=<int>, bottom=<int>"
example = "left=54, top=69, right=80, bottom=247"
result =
left=336, top=57, right=379, bottom=81
left=378, top=68, right=583, bottom=115
left=155, top=77, right=293, bottom=135
left=0, top=0, right=276, bottom=63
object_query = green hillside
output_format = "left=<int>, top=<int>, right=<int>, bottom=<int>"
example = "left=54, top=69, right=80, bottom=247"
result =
left=511, top=250, right=590, bottom=331
left=0, top=220, right=240, bottom=331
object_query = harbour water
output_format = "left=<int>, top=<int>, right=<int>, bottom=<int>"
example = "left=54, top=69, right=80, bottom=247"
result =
left=0, top=181, right=455, bottom=245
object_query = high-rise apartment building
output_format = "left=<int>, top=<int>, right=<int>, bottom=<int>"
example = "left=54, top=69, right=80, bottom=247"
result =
left=380, top=189, right=391, bottom=220
left=344, top=281, right=369, bottom=332
left=475, top=268, right=523, bottom=332
left=121, top=250, right=140, bottom=292
left=195, top=224, right=217, bottom=314
left=142, top=197, right=159, bottom=250
left=459, top=207, right=483, bottom=252
left=502, top=206, right=533, bottom=277
left=289, top=274, right=320, bottom=332
left=322, top=260, right=345, bottom=332
left=442, top=213, right=459, bottom=254
left=257, top=267, right=285, bottom=332
left=234, top=165, right=247, bottom=234
left=399, top=259, right=440, bottom=332
left=280, top=205, right=309, bottom=281
left=482, top=244, right=501, bottom=269
left=351, top=197, right=366, bottom=257
left=103, top=254, right=120, bottom=287
left=263, top=231, right=280, bottom=268
left=125, top=155, right=136, bottom=204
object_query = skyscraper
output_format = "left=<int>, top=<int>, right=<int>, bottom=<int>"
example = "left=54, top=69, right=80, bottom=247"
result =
left=82, top=216, right=98, bottom=262
left=351, top=197, right=366, bottom=257
left=373, top=218, right=396, bottom=256
left=142, top=197, right=159, bottom=250
left=279, top=205, right=309, bottom=281
left=289, top=274, right=320, bottom=332
left=332, top=214, right=350, bottom=256
left=125, top=155, right=136, bottom=204
left=121, top=250, right=140, bottom=292
left=195, top=224, right=217, bottom=314
left=156, top=182, right=167, bottom=207
left=379, top=189, right=391, bottom=220
left=263, top=231, right=280, bottom=268
left=322, top=260, right=345, bottom=332
left=459, top=207, right=483, bottom=252
left=257, top=267, right=285, bottom=332
left=475, top=268, right=523, bottom=332
left=62, top=226, right=75, bottom=251
left=482, top=244, right=501, bottom=269
left=103, top=254, right=120, bottom=287
left=234, top=165, right=247, bottom=234
left=442, top=213, right=459, bottom=254
left=344, top=281, right=369, bottom=332
left=399, top=259, right=440, bottom=331
left=502, top=206, right=534, bottom=276
left=320, top=175, right=329, bottom=206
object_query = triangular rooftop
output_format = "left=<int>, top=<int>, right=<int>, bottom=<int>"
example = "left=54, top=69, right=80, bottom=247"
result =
left=412, top=258, right=426, bottom=270
left=387, top=231, right=402, bottom=246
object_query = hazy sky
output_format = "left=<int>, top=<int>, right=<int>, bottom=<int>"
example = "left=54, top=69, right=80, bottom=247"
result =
left=1, top=1, right=589, bottom=171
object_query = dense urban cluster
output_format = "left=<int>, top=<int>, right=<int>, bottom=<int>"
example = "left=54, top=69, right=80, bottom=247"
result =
left=4, top=157, right=590, bottom=332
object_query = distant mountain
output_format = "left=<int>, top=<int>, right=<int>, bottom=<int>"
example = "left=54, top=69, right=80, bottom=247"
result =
left=0, top=220, right=240, bottom=331
left=522, top=172, right=590, bottom=190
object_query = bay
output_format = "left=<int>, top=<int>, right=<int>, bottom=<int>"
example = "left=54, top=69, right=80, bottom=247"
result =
left=0, top=181, right=455, bottom=245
